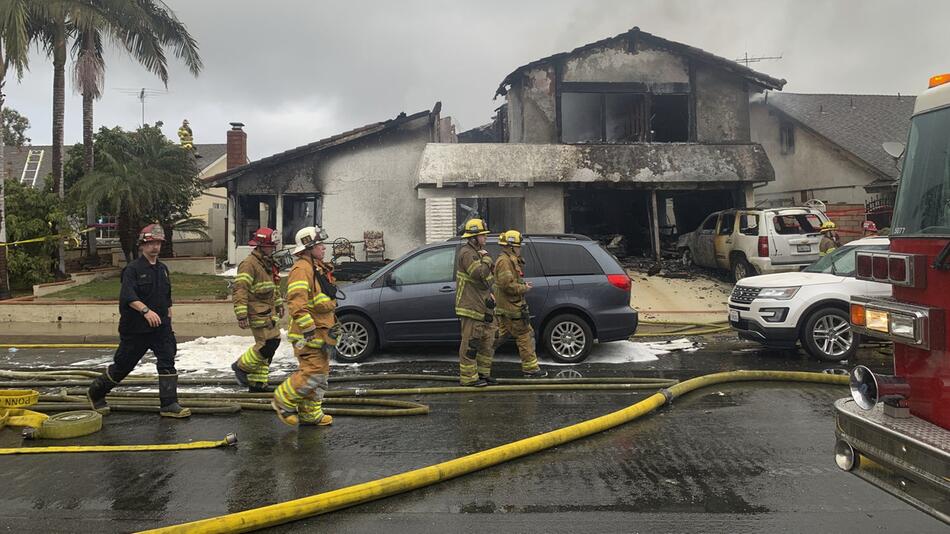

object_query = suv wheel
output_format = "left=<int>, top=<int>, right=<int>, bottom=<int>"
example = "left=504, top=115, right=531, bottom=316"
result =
left=543, top=314, right=593, bottom=363
left=731, top=256, right=752, bottom=282
left=801, top=307, right=858, bottom=361
left=335, top=315, right=376, bottom=363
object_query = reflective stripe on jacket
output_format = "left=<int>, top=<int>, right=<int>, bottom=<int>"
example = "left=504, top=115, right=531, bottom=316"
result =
left=286, top=256, right=336, bottom=344
left=493, top=249, right=528, bottom=319
left=455, top=242, right=493, bottom=320
left=233, top=249, right=281, bottom=326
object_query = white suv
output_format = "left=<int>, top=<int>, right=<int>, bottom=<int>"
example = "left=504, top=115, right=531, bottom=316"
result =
left=679, top=207, right=830, bottom=281
left=727, top=237, right=891, bottom=361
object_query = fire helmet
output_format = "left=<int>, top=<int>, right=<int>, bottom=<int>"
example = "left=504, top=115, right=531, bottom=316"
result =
left=293, top=226, right=328, bottom=255
left=461, top=218, right=490, bottom=238
left=138, top=224, right=165, bottom=245
left=249, top=227, right=278, bottom=247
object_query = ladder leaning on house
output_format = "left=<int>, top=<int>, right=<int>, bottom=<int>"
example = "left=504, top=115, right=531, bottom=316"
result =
left=20, top=149, right=44, bottom=187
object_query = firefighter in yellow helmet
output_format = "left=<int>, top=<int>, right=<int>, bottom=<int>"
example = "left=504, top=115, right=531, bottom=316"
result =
left=231, top=227, right=283, bottom=393
left=455, top=218, right=495, bottom=386
left=178, top=119, right=194, bottom=151
left=819, top=221, right=840, bottom=256
left=271, top=225, right=338, bottom=427
left=491, top=230, right=546, bottom=377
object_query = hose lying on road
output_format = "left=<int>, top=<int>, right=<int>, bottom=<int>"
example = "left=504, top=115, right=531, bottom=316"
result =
left=137, top=370, right=847, bottom=534
left=2, top=370, right=678, bottom=418
left=0, top=433, right=238, bottom=455
left=634, top=319, right=731, bottom=337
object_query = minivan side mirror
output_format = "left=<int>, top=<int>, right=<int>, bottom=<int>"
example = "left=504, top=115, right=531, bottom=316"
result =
left=882, top=141, right=905, bottom=160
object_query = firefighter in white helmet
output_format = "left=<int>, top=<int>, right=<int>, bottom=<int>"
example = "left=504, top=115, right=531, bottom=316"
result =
left=271, top=225, right=338, bottom=427
left=490, top=230, right=546, bottom=377
left=231, top=227, right=283, bottom=393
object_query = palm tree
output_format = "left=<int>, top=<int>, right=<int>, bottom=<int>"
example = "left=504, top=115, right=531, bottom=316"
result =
left=71, top=0, right=202, bottom=264
left=73, top=125, right=198, bottom=262
left=35, top=0, right=202, bottom=273
left=0, top=0, right=34, bottom=299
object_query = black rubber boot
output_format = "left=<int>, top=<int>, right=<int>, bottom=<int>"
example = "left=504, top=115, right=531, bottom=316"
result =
left=462, top=378, right=488, bottom=387
left=158, top=374, right=191, bottom=418
left=479, top=374, right=498, bottom=385
left=249, top=382, right=275, bottom=393
left=231, top=362, right=250, bottom=387
left=86, top=373, right=114, bottom=414
left=523, top=369, right=548, bottom=378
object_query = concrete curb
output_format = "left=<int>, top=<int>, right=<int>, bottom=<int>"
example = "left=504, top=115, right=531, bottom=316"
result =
left=0, top=334, right=205, bottom=345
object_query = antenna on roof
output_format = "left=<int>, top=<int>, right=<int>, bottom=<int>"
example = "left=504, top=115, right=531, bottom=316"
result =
left=115, top=87, right=167, bottom=126
left=734, top=52, right=783, bottom=67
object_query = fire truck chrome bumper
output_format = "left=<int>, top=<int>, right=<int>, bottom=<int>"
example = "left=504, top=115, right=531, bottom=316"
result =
left=834, top=398, right=950, bottom=524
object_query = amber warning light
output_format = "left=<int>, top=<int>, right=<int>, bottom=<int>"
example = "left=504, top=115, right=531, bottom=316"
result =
left=929, top=73, right=950, bottom=88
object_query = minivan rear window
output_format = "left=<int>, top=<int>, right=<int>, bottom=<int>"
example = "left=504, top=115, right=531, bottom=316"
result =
left=773, top=213, right=823, bottom=235
left=534, top=243, right=603, bottom=276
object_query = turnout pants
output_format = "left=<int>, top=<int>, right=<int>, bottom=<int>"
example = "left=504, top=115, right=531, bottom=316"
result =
left=493, top=316, right=541, bottom=373
left=234, top=321, right=280, bottom=385
left=459, top=316, right=494, bottom=384
left=274, top=330, right=330, bottom=423
left=89, top=328, right=181, bottom=407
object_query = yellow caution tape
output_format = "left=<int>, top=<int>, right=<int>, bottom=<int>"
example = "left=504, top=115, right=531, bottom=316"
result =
left=0, top=227, right=95, bottom=248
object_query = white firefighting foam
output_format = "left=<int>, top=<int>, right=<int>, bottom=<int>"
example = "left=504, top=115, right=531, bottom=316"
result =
left=66, top=333, right=698, bottom=375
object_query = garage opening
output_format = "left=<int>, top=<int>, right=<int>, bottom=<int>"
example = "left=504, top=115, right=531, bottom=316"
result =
left=564, top=188, right=652, bottom=256
left=667, top=190, right=735, bottom=234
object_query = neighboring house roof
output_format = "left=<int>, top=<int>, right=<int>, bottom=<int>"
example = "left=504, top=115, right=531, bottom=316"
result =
left=204, top=105, right=438, bottom=187
left=495, top=26, right=786, bottom=97
left=3, top=145, right=53, bottom=189
left=457, top=123, right=496, bottom=143
left=194, top=143, right=228, bottom=173
left=763, top=92, right=915, bottom=179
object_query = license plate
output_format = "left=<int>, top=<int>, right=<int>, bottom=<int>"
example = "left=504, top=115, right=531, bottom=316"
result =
left=729, top=309, right=739, bottom=322
left=797, top=244, right=811, bottom=253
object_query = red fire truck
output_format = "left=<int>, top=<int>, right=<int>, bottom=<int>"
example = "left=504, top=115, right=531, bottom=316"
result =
left=838, top=73, right=950, bottom=523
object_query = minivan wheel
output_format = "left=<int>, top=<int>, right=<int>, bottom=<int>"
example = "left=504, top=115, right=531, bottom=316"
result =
left=335, top=315, right=376, bottom=363
left=801, top=307, right=858, bottom=361
left=543, top=314, right=594, bottom=363
left=731, top=256, right=752, bottom=282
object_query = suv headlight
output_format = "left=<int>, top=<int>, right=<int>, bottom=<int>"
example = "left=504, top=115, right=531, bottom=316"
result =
left=757, top=286, right=800, bottom=300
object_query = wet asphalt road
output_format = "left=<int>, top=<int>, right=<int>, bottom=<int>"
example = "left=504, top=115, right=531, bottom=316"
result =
left=1, top=340, right=946, bottom=533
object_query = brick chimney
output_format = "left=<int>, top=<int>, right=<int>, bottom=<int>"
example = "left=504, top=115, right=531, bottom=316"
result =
left=226, top=122, right=247, bottom=170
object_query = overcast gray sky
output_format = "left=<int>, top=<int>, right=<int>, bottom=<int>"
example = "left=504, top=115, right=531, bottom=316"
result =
left=5, top=0, right=947, bottom=159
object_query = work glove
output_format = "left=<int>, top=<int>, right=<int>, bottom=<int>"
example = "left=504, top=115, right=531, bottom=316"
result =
left=483, top=312, right=494, bottom=323
left=295, top=328, right=317, bottom=349
left=328, top=323, right=343, bottom=342
left=276, top=304, right=285, bottom=318
left=485, top=298, right=496, bottom=310
left=237, top=317, right=249, bottom=329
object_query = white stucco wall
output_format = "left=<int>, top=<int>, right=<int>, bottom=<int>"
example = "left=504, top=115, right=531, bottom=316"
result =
left=524, top=184, right=565, bottom=234
left=750, top=102, right=879, bottom=205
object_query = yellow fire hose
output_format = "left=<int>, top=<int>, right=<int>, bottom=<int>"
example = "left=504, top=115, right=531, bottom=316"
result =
left=139, top=370, right=848, bottom=534
left=0, top=433, right=238, bottom=455
left=634, top=319, right=732, bottom=337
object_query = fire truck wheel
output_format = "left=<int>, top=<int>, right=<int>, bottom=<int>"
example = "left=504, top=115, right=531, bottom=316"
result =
left=801, top=307, right=859, bottom=362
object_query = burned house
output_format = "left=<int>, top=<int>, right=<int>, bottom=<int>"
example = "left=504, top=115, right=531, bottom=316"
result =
left=205, top=104, right=450, bottom=265
left=418, top=27, right=785, bottom=257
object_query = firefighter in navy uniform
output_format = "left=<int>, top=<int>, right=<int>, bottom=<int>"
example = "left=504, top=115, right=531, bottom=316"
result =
left=271, top=226, right=338, bottom=427
left=231, top=227, right=283, bottom=393
left=491, top=230, right=547, bottom=377
left=86, top=224, right=190, bottom=418
left=455, top=218, right=496, bottom=387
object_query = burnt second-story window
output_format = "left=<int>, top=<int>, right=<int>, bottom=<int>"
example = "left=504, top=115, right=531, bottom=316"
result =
left=779, top=122, right=795, bottom=154
left=560, top=85, right=689, bottom=144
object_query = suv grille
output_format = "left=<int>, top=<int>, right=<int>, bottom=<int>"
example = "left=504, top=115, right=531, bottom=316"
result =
left=731, top=286, right=760, bottom=304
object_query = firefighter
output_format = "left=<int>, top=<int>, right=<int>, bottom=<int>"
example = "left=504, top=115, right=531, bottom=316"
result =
left=862, top=220, right=880, bottom=237
left=491, top=230, right=547, bottom=378
left=271, top=225, right=338, bottom=427
left=231, top=227, right=283, bottom=393
left=86, top=224, right=190, bottom=418
left=178, top=119, right=194, bottom=150
left=455, top=218, right=495, bottom=387
left=819, top=221, right=840, bottom=256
